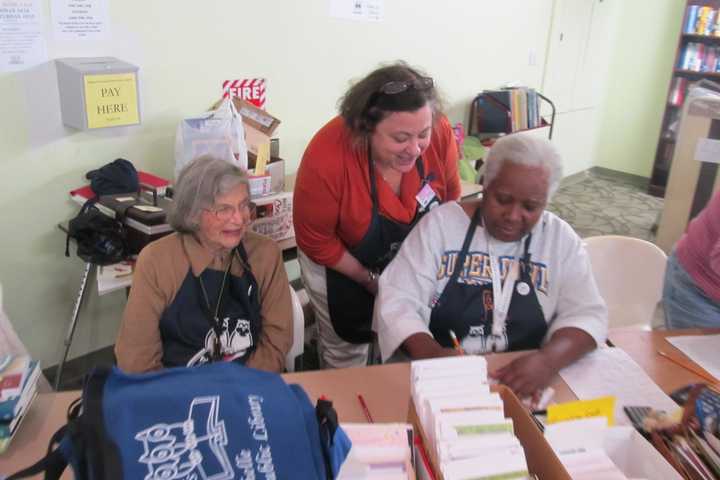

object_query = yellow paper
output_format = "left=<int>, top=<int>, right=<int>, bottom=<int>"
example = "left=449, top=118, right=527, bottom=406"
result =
left=254, top=142, right=270, bottom=176
left=84, top=73, right=140, bottom=129
left=546, top=396, right=615, bottom=426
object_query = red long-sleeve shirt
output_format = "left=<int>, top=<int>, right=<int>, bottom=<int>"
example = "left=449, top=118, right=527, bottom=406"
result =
left=293, top=115, right=460, bottom=266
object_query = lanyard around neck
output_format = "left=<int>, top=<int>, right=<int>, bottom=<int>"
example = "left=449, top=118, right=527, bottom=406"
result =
left=198, top=249, right=236, bottom=360
left=485, top=230, right=526, bottom=337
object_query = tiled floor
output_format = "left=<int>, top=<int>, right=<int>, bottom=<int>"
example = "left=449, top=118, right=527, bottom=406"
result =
left=47, top=167, right=665, bottom=389
left=547, top=167, right=663, bottom=242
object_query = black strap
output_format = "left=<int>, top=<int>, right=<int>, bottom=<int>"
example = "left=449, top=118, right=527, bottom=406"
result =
left=65, top=198, right=97, bottom=258
left=316, top=398, right=339, bottom=480
left=77, top=367, right=123, bottom=479
left=6, top=446, right=68, bottom=480
left=448, top=207, right=483, bottom=286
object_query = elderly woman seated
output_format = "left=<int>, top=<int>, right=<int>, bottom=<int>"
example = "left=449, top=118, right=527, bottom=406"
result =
left=373, top=134, right=608, bottom=396
left=115, top=155, right=292, bottom=373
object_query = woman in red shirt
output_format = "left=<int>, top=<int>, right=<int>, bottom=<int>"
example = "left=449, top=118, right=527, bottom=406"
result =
left=293, top=62, right=460, bottom=368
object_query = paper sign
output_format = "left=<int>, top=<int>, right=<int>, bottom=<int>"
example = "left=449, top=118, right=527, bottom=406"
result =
left=695, top=138, right=720, bottom=164
left=254, top=142, right=270, bottom=176
left=222, top=78, right=266, bottom=109
left=547, top=396, right=616, bottom=426
left=51, top=0, right=109, bottom=40
left=84, top=73, right=139, bottom=128
left=0, top=0, right=48, bottom=72
left=329, top=0, right=383, bottom=22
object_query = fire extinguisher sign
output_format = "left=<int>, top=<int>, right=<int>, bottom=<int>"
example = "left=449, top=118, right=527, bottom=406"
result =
left=222, top=78, right=266, bottom=109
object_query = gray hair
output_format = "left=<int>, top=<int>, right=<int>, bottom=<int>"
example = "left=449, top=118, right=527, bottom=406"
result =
left=168, top=155, right=249, bottom=233
left=482, top=134, right=563, bottom=199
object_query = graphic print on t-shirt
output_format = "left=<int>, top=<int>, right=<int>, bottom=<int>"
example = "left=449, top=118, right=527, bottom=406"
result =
left=436, top=250, right=549, bottom=294
left=434, top=249, right=549, bottom=354
left=187, top=316, right=253, bottom=366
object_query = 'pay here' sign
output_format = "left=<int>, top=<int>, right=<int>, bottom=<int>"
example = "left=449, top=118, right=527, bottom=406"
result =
left=84, top=73, right=140, bottom=128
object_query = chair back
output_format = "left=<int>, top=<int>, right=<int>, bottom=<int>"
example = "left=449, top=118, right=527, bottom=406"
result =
left=287, top=287, right=305, bottom=372
left=584, top=235, right=667, bottom=329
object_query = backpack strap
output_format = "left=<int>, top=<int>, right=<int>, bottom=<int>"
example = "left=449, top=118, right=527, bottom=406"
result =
left=316, top=398, right=340, bottom=479
left=77, top=366, right=124, bottom=479
left=7, top=425, right=71, bottom=480
left=65, top=198, right=98, bottom=258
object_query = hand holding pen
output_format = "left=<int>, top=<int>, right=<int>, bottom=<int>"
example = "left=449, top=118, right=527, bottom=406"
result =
left=449, top=330, right=465, bottom=355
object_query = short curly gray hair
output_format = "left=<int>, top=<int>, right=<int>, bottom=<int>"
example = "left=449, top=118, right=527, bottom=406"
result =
left=483, top=134, right=563, bottom=200
left=168, top=155, right=248, bottom=233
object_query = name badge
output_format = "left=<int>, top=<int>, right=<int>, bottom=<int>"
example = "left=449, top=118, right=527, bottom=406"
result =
left=416, top=183, right=436, bottom=210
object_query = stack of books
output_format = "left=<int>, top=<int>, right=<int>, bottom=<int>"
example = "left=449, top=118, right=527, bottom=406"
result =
left=411, top=356, right=529, bottom=480
left=0, top=355, right=40, bottom=453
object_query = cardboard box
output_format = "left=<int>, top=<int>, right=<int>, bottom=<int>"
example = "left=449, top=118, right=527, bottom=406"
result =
left=250, top=191, right=294, bottom=242
left=248, top=174, right=272, bottom=198
left=212, top=97, right=281, bottom=155
left=409, top=385, right=571, bottom=480
left=545, top=419, right=683, bottom=479
left=248, top=152, right=285, bottom=194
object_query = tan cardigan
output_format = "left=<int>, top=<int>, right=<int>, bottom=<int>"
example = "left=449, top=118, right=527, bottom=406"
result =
left=115, top=231, right=292, bottom=373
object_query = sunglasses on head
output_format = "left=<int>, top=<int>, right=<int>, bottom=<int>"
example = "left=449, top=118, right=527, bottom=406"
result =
left=378, top=77, right=434, bottom=95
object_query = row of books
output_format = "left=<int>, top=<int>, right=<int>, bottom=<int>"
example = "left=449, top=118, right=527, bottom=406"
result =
left=679, top=42, right=720, bottom=73
left=0, top=355, right=40, bottom=453
left=684, top=5, right=720, bottom=36
left=410, top=356, right=529, bottom=480
left=473, top=87, right=543, bottom=135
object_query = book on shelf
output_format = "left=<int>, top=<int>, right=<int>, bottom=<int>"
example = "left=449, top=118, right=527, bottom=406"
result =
left=0, top=356, right=39, bottom=422
left=684, top=4, right=720, bottom=37
left=472, top=87, right=545, bottom=137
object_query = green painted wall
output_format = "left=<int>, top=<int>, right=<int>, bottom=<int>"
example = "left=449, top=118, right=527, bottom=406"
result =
left=594, top=1, right=686, bottom=177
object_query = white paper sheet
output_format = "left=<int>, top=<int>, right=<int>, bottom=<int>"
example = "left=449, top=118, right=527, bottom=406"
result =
left=695, top=138, right=720, bottom=164
left=51, top=0, right=108, bottom=40
left=559, top=347, right=679, bottom=425
left=666, top=334, right=720, bottom=381
left=0, top=0, right=47, bottom=72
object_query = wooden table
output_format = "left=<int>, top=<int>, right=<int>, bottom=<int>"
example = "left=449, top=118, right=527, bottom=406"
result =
left=0, top=351, right=570, bottom=476
left=4, top=329, right=713, bottom=476
left=608, top=327, right=720, bottom=394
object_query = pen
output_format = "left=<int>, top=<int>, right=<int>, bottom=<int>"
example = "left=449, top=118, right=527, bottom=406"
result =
left=657, top=350, right=720, bottom=386
left=449, top=330, right=465, bottom=355
left=357, top=393, right=374, bottom=423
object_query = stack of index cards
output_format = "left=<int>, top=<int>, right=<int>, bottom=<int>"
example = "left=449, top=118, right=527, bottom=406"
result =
left=411, top=356, right=531, bottom=480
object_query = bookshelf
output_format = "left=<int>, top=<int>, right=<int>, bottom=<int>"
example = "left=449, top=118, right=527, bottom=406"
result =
left=649, top=0, right=720, bottom=197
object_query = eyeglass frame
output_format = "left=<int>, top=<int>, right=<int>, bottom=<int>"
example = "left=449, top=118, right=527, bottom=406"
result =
left=378, top=76, right=434, bottom=95
left=203, top=199, right=257, bottom=223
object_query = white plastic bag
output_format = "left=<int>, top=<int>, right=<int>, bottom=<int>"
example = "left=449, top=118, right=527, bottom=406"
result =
left=174, top=97, right=248, bottom=179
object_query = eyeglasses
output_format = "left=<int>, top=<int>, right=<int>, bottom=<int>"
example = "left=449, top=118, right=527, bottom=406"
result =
left=378, top=77, right=434, bottom=95
left=205, top=201, right=255, bottom=222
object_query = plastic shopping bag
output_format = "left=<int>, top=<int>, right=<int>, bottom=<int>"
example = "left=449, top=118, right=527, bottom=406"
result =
left=174, top=97, right=249, bottom=178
